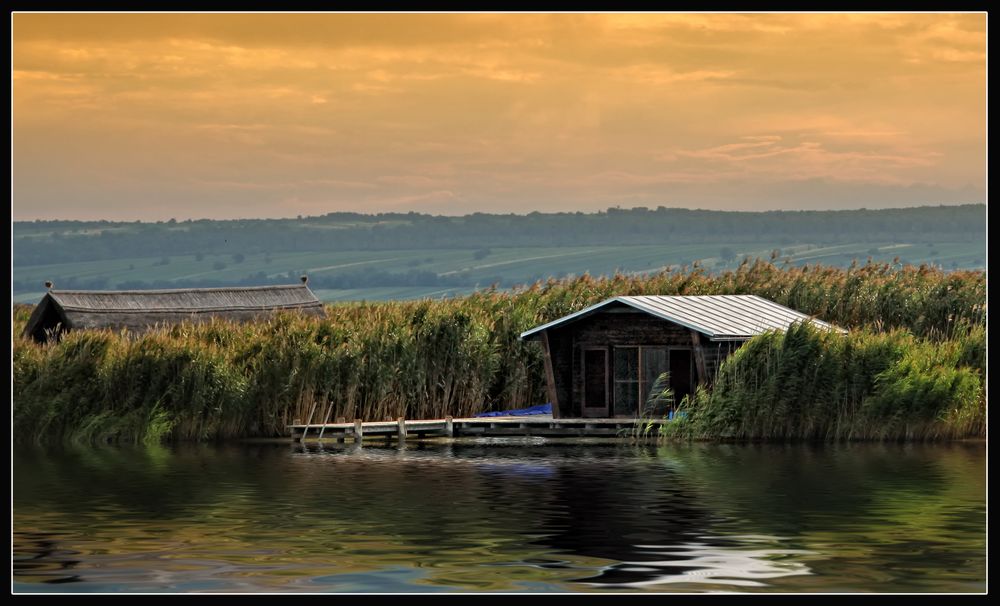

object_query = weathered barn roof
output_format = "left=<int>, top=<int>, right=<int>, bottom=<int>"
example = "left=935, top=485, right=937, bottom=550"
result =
left=520, top=295, right=845, bottom=342
left=47, top=285, right=322, bottom=313
left=22, top=283, right=325, bottom=342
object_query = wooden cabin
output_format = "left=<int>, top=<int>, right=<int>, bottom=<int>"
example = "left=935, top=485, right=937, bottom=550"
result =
left=520, top=295, right=844, bottom=419
left=22, top=278, right=325, bottom=343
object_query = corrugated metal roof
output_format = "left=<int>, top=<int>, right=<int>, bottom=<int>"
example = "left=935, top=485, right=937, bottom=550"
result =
left=48, top=284, right=321, bottom=313
left=520, top=295, right=845, bottom=341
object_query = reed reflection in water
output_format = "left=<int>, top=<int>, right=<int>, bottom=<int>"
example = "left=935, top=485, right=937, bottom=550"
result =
left=13, top=440, right=986, bottom=593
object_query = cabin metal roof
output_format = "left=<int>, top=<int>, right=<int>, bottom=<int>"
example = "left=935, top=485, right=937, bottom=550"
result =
left=519, top=295, right=845, bottom=342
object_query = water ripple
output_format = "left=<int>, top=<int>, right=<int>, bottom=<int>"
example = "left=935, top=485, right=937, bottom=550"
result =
left=12, top=441, right=986, bottom=593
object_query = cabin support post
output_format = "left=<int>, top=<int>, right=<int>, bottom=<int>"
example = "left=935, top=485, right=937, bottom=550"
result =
left=397, top=417, right=407, bottom=441
left=354, top=419, right=364, bottom=444
left=540, top=331, right=561, bottom=418
left=690, top=331, right=708, bottom=386
left=445, top=416, right=454, bottom=437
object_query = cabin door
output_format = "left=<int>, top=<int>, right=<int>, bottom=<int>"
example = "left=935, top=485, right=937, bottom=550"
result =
left=669, top=349, right=694, bottom=406
left=613, top=347, right=640, bottom=417
left=582, top=348, right=609, bottom=417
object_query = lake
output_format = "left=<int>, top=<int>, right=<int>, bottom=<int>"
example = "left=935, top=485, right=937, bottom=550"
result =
left=12, top=440, right=986, bottom=593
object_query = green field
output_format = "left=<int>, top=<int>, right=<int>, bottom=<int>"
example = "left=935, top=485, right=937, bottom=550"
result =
left=13, top=240, right=986, bottom=303
left=11, top=286, right=480, bottom=304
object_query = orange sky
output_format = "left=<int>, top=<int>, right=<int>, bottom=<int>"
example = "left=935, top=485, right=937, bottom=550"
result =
left=12, top=13, right=987, bottom=220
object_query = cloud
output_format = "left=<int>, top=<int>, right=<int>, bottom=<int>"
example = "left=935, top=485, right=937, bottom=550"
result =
left=666, top=135, right=944, bottom=185
left=12, top=13, right=986, bottom=220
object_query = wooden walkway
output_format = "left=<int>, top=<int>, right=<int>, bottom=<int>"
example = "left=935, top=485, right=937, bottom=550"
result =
left=288, top=416, right=669, bottom=442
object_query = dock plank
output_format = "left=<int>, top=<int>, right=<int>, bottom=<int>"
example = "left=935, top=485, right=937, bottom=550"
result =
left=289, top=416, right=667, bottom=441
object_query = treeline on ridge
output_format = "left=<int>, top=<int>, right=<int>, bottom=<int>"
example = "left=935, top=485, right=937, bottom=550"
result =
left=14, top=204, right=985, bottom=266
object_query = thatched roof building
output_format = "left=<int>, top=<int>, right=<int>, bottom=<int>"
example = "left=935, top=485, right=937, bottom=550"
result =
left=22, top=279, right=325, bottom=342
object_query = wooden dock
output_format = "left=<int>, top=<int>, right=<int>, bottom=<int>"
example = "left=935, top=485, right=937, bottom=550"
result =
left=288, top=416, right=669, bottom=442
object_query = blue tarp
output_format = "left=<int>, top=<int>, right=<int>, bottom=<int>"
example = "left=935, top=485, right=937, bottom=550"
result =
left=474, top=403, right=552, bottom=418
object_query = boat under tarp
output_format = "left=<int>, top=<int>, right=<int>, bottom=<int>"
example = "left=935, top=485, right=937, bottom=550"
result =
left=474, top=403, right=552, bottom=418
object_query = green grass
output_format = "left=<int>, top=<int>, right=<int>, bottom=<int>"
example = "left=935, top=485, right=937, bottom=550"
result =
left=12, top=240, right=986, bottom=301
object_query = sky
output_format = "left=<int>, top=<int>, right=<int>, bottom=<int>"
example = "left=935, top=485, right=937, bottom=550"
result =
left=12, top=13, right=987, bottom=221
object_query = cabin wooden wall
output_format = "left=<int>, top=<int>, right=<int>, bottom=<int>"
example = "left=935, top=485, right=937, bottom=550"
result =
left=538, top=309, right=747, bottom=417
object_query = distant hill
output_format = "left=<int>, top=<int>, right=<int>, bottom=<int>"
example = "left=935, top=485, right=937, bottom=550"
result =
left=13, top=205, right=986, bottom=300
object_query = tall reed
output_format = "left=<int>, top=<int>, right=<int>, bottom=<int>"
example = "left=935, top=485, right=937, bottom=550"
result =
left=12, top=260, right=986, bottom=443
left=669, top=322, right=985, bottom=441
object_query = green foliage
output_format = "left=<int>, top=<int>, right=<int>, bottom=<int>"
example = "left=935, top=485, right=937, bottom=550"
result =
left=12, top=296, right=548, bottom=443
left=643, top=372, right=674, bottom=417
left=11, top=260, right=986, bottom=444
left=678, top=322, right=985, bottom=441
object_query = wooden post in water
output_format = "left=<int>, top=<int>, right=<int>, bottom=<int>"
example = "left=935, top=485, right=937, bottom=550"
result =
left=397, top=417, right=407, bottom=442
left=300, top=400, right=319, bottom=443
left=354, top=419, right=364, bottom=444
left=335, top=417, right=347, bottom=443
left=445, top=416, right=454, bottom=437
left=317, top=403, right=334, bottom=443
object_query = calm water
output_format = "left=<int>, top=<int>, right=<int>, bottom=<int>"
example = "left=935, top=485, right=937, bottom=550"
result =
left=12, top=440, right=986, bottom=593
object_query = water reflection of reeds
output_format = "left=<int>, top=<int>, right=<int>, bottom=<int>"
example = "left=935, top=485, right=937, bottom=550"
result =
left=12, top=442, right=986, bottom=592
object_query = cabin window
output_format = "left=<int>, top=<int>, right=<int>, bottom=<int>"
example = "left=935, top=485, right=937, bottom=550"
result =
left=611, top=346, right=693, bottom=417
left=613, top=347, right=640, bottom=416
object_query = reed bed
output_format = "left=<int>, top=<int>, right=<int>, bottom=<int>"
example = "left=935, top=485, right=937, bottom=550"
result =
left=12, top=259, right=986, bottom=443
left=663, top=321, right=985, bottom=442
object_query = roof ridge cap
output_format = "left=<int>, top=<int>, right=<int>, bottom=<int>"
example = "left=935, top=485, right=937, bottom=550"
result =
left=50, top=284, right=305, bottom=295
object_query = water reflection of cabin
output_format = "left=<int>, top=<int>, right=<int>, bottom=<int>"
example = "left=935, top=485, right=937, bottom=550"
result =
left=520, top=295, right=842, bottom=419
